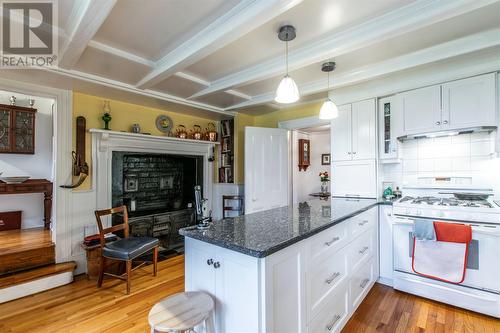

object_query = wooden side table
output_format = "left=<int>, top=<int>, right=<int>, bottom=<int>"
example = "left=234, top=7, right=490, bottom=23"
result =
left=81, top=243, right=102, bottom=280
left=81, top=242, right=122, bottom=280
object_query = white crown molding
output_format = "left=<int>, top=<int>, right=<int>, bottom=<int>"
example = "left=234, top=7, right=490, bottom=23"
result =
left=43, top=66, right=235, bottom=116
left=227, top=28, right=500, bottom=110
left=190, top=0, right=499, bottom=100
left=135, top=0, right=303, bottom=89
left=59, top=0, right=117, bottom=69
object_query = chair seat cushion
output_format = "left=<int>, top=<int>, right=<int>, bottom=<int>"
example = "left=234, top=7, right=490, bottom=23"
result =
left=103, top=237, right=159, bottom=260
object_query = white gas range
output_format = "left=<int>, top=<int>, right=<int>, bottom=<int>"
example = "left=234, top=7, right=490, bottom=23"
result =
left=391, top=187, right=500, bottom=318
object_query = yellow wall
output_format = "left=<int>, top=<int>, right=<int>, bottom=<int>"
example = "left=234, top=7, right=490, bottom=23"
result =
left=233, top=113, right=255, bottom=184
left=72, top=92, right=219, bottom=189
left=254, top=101, right=323, bottom=128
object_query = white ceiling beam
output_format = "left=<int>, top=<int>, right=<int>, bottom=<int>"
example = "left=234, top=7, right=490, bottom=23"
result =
left=135, top=0, right=303, bottom=89
left=227, top=28, right=500, bottom=109
left=190, top=0, right=498, bottom=99
left=42, top=67, right=234, bottom=116
left=86, top=41, right=253, bottom=100
left=58, top=0, right=117, bottom=69
left=87, top=40, right=155, bottom=67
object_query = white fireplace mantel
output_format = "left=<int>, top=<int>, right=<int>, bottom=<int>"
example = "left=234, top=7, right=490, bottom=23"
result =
left=89, top=129, right=217, bottom=218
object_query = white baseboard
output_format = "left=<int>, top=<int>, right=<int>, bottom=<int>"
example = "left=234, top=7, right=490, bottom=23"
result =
left=377, top=276, right=393, bottom=287
left=0, top=271, right=73, bottom=303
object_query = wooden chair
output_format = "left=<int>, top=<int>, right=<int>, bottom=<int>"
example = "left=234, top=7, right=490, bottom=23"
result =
left=222, top=195, right=244, bottom=218
left=94, top=206, right=159, bottom=294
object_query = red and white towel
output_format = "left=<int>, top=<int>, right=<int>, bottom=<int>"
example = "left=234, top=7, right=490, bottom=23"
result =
left=412, top=222, right=472, bottom=284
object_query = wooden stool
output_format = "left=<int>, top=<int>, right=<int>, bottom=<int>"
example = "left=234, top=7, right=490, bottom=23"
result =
left=148, top=291, right=215, bottom=333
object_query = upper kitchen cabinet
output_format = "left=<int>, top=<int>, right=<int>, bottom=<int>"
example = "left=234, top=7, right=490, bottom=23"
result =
left=378, top=95, right=403, bottom=161
left=331, top=104, right=352, bottom=162
left=400, top=85, right=441, bottom=135
left=352, top=99, right=377, bottom=160
left=399, top=73, right=497, bottom=138
left=331, top=99, right=376, bottom=162
left=441, top=73, right=496, bottom=129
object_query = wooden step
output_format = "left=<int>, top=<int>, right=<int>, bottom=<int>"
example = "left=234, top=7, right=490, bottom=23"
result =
left=0, top=228, right=55, bottom=275
left=0, top=262, right=76, bottom=289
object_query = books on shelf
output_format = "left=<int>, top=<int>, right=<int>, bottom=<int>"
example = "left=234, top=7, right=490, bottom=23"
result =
left=219, top=167, right=233, bottom=183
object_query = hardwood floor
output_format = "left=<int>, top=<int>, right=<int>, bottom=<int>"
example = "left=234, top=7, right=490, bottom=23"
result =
left=342, top=283, right=500, bottom=333
left=0, top=254, right=498, bottom=332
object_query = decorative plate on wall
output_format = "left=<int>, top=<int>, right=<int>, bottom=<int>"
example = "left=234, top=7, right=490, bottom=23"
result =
left=156, top=115, right=173, bottom=133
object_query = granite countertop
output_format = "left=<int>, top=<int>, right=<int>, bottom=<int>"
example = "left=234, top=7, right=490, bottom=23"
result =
left=180, top=197, right=393, bottom=258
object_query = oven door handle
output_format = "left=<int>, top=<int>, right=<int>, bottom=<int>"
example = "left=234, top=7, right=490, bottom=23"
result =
left=391, top=216, right=415, bottom=225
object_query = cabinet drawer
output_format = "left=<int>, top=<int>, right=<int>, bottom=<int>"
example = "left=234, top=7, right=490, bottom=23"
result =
left=349, top=208, right=376, bottom=238
left=349, top=257, right=375, bottom=312
left=347, top=229, right=374, bottom=273
left=308, top=281, right=349, bottom=333
left=308, top=247, right=348, bottom=318
left=308, top=222, right=348, bottom=263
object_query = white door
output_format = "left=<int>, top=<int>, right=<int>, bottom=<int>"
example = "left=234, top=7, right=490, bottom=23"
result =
left=245, top=127, right=289, bottom=214
left=401, top=85, right=441, bottom=135
left=351, top=99, right=376, bottom=160
left=331, top=104, right=352, bottom=162
left=441, top=73, right=496, bottom=129
left=331, top=159, right=376, bottom=198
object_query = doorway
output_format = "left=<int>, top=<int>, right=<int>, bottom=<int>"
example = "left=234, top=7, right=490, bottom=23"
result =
left=290, top=124, right=331, bottom=203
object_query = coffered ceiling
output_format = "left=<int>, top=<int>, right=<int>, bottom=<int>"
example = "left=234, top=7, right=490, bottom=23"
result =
left=1, top=0, right=499, bottom=119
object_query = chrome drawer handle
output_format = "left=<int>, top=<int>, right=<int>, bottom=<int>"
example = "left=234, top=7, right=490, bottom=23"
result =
left=359, top=246, right=369, bottom=254
left=325, top=272, right=341, bottom=285
left=326, top=314, right=341, bottom=331
left=358, top=220, right=369, bottom=226
left=324, top=236, right=340, bottom=247
left=360, top=278, right=370, bottom=289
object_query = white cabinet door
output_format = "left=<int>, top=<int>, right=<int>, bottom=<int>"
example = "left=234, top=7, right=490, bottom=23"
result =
left=378, top=206, right=393, bottom=286
left=378, top=96, right=403, bottom=160
left=245, top=127, right=289, bottom=214
left=215, top=248, right=260, bottom=333
left=442, top=73, right=497, bottom=129
left=401, top=85, right=441, bottom=135
left=185, top=238, right=216, bottom=296
left=263, top=243, right=306, bottom=333
left=331, top=104, right=352, bottom=162
left=351, top=99, right=376, bottom=160
left=331, top=160, right=376, bottom=198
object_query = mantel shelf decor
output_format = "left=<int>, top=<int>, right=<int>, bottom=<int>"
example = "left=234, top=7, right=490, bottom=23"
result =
left=89, top=129, right=219, bottom=153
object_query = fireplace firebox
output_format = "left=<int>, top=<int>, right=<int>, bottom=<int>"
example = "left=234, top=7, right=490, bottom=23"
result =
left=111, top=152, right=203, bottom=252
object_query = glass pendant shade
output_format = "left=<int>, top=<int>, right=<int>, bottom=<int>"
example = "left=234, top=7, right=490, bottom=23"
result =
left=318, top=98, right=339, bottom=119
left=275, top=75, right=300, bottom=104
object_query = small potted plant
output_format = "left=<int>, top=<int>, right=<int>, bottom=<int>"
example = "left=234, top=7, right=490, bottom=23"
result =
left=319, top=171, right=330, bottom=194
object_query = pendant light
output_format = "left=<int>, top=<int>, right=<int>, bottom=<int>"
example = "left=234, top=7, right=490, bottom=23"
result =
left=319, top=61, right=339, bottom=119
left=275, top=25, right=300, bottom=104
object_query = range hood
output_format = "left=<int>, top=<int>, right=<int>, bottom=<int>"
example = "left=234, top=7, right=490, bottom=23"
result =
left=397, top=126, right=496, bottom=141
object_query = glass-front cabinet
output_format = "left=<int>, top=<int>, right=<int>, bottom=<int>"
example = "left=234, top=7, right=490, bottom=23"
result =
left=378, top=95, right=402, bottom=161
left=0, top=104, right=37, bottom=154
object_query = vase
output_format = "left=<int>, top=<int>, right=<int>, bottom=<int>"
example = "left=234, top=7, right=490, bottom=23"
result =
left=320, top=181, right=329, bottom=194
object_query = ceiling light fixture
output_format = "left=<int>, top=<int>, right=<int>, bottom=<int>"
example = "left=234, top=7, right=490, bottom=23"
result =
left=275, top=25, right=300, bottom=104
left=319, top=61, right=339, bottom=120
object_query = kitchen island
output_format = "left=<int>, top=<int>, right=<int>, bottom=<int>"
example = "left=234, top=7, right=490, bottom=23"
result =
left=180, top=198, right=384, bottom=333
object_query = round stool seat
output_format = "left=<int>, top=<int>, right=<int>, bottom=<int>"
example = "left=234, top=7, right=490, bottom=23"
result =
left=148, top=291, right=214, bottom=332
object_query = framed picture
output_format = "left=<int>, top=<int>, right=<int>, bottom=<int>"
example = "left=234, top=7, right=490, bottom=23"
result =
left=321, top=153, right=331, bottom=165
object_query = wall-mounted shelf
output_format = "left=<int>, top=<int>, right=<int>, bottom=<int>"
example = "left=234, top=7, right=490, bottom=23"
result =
left=219, top=119, right=234, bottom=183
